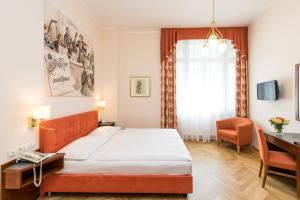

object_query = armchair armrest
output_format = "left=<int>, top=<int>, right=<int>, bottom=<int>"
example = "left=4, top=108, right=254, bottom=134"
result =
left=236, top=122, right=253, bottom=145
left=216, top=117, right=235, bottom=129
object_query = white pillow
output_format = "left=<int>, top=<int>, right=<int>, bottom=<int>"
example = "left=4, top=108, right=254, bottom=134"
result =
left=88, top=126, right=121, bottom=137
left=58, top=127, right=121, bottom=160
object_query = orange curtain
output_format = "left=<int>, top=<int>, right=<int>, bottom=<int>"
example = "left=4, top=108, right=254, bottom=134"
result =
left=236, top=54, right=248, bottom=117
left=160, top=27, right=248, bottom=127
left=160, top=29, right=178, bottom=128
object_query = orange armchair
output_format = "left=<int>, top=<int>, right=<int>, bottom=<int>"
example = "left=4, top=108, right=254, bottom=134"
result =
left=216, top=117, right=253, bottom=154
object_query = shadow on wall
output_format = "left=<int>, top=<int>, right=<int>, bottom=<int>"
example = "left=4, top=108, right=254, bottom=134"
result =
left=277, top=78, right=291, bottom=100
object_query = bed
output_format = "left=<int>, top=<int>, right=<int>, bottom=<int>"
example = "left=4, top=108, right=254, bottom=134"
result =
left=39, top=110, right=193, bottom=197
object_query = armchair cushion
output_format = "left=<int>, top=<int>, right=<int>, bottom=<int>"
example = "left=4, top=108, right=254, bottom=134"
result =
left=218, top=129, right=237, bottom=140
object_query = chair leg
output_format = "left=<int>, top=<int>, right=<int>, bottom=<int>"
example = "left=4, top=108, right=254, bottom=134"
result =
left=237, top=145, right=240, bottom=155
left=217, top=138, right=220, bottom=146
left=259, top=159, right=263, bottom=177
left=262, top=165, right=268, bottom=188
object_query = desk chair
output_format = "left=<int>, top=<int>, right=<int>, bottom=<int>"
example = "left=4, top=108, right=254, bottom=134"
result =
left=255, top=125, right=296, bottom=188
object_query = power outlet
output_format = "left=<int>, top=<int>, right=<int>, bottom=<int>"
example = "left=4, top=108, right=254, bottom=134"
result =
left=7, top=146, right=25, bottom=157
left=7, top=149, right=15, bottom=157
left=7, top=141, right=36, bottom=158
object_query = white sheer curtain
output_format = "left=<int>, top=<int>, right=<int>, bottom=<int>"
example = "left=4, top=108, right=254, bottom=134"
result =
left=176, top=40, right=236, bottom=142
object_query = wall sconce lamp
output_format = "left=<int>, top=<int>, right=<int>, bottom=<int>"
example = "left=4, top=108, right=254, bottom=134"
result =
left=28, top=105, right=51, bottom=128
left=96, top=100, right=106, bottom=123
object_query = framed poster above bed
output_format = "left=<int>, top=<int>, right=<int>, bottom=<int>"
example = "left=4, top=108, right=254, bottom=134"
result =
left=296, top=63, right=300, bottom=120
left=44, top=1, right=95, bottom=97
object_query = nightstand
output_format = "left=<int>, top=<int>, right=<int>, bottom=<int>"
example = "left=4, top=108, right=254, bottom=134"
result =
left=98, top=122, right=115, bottom=127
left=1, top=153, right=64, bottom=200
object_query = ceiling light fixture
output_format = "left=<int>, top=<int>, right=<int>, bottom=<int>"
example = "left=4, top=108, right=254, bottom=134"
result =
left=203, top=0, right=227, bottom=52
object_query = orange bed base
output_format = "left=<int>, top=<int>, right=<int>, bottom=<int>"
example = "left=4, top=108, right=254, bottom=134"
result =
left=40, top=174, right=193, bottom=196
left=39, top=110, right=193, bottom=196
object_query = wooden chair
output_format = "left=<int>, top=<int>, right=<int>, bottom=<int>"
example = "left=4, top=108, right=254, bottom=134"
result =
left=255, top=125, right=296, bottom=188
left=216, top=117, right=253, bottom=154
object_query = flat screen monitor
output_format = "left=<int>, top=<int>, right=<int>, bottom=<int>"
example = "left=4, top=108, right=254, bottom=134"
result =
left=257, top=80, right=279, bottom=101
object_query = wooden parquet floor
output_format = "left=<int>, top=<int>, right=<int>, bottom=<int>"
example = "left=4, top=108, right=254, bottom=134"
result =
left=41, top=142, right=298, bottom=200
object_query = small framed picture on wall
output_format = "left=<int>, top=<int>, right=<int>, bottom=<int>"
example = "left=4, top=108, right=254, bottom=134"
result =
left=130, top=76, right=151, bottom=97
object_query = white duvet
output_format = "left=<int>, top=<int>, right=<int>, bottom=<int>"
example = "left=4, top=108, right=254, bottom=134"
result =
left=58, top=127, right=192, bottom=175
left=91, top=128, right=192, bottom=162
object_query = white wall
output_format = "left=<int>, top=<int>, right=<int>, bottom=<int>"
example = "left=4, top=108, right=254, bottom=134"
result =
left=249, top=0, right=300, bottom=146
left=97, top=29, right=120, bottom=123
left=118, top=31, right=161, bottom=128
left=0, top=0, right=102, bottom=163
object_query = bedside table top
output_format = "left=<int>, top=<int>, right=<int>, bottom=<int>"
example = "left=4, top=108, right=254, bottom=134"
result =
left=98, top=122, right=115, bottom=127
left=4, top=153, right=64, bottom=173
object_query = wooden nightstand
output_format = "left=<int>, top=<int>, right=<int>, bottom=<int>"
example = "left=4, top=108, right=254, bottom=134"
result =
left=1, top=153, right=64, bottom=200
left=98, top=121, right=115, bottom=127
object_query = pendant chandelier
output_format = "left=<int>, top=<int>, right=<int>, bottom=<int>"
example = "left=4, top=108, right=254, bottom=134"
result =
left=203, top=0, right=227, bottom=52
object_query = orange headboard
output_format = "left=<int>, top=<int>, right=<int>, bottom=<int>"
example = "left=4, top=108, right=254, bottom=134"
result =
left=39, top=110, right=98, bottom=153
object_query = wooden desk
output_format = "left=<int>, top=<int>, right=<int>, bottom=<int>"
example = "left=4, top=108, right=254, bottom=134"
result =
left=265, top=132, right=300, bottom=197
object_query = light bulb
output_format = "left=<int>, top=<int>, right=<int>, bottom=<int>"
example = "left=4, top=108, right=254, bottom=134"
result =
left=202, top=42, right=209, bottom=56
left=208, top=34, right=219, bottom=49
left=209, top=39, right=219, bottom=49
left=218, top=41, right=227, bottom=53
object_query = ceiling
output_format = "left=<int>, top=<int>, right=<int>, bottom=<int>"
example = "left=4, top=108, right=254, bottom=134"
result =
left=83, top=0, right=274, bottom=31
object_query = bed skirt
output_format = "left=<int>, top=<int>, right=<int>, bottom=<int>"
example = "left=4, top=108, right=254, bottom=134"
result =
left=40, top=173, right=193, bottom=196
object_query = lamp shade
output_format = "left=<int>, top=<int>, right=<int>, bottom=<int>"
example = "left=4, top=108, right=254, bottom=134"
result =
left=96, top=100, right=107, bottom=108
left=218, top=40, right=228, bottom=53
left=208, top=34, right=219, bottom=49
left=32, top=105, right=50, bottom=119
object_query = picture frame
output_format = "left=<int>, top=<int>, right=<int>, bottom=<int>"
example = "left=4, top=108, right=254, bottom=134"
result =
left=295, top=63, right=300, bottom=120
left=44, top=1, right=95, bottom=97
left=130, top=76, right=151, bottom=97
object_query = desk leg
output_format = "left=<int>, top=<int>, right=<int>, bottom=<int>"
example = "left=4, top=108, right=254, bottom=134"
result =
left=297, top=154, right=300, bottom=197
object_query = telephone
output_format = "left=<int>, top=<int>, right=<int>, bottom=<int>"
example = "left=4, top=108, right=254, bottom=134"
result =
left=18, top=151, right=50, bottom=163
left=17, top=151, right=55, bottom=187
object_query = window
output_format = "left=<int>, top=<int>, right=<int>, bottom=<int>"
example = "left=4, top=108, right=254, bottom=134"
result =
left=176, top=40, right=236, bottom=142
